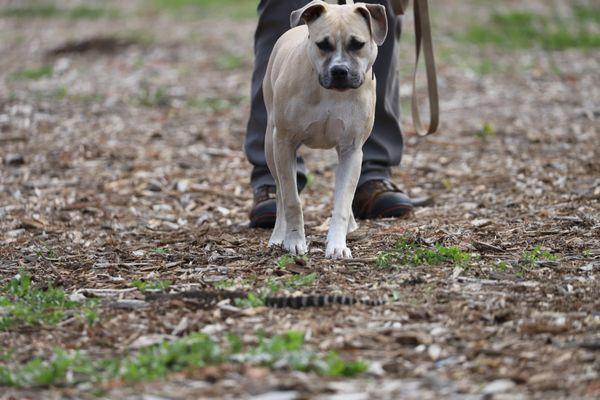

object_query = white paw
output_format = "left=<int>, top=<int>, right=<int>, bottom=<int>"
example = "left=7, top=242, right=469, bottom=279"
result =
left=269, top=237, right=284, bottom=247
left=325, top=244, right=352, bottom=259
left=283, top=234, right=307, bottom=255
left=268, top=231, right=285, bottom=247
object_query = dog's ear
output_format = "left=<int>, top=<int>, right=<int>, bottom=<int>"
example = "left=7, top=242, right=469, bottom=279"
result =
left=355, top=4, right=388, bottom=46
left=290, top=1, right=327, bottom=28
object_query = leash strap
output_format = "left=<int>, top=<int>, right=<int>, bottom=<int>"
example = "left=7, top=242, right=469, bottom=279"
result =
left=392, top=0, right=439, bottom=135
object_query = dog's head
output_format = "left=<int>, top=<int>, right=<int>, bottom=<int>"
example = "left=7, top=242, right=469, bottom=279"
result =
left=291, top=0, right=388, bottom=91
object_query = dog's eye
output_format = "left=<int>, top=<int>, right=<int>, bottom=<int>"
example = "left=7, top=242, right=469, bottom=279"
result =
left=348, top=38, right=365, bottom=51
left=316, top=39, right=334, bottom=52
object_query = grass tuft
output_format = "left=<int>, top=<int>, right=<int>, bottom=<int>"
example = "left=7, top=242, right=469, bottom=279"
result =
left=0, top=331, right=367, bottom=387
left=12, top=66, right=53, bottom=80
left=137, top=86, right=170, bottom=107
left=276, top=254, right=308, bottom=269
left=0, top=271, right=98, bottom=330
left=477, top=122, right=496, bottom=140
left=377, top=235, right=471, bottom=269
left=520, top=245, right=558, bottom=267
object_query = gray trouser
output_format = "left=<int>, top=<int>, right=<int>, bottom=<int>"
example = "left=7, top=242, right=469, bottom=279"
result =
left=245, top=0, right=403, bottom=191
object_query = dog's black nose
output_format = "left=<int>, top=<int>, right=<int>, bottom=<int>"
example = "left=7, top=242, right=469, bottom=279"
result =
left=330, top=66, right=349, bottom=79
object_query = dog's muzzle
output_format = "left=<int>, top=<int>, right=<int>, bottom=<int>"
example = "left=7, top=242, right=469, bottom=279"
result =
left=319, top=66, right=363, bottom=90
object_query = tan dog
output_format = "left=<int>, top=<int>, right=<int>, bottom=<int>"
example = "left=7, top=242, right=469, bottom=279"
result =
left=264, top=0, right=388, bottom=259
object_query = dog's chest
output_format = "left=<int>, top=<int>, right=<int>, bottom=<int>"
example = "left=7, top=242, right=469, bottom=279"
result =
left=302, top=111, right=345, bottom=149
left=284, top=98, right=366, bottom=150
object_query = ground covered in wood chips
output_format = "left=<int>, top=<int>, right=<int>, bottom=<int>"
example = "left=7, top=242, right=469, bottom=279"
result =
left=1, top=0, right=598, bottom=399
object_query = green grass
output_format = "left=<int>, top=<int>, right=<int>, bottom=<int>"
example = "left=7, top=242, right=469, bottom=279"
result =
left=147, top=0, right=256, bottom=19
left=496, top=261, right=510, bottom=271
left=477, top=122, right=496, bottom=140
left=151, top=247, right=169, bottom=255
left=465, top=9, right=600, bottom=50
left=573, top=5, right=600, bottom=23
left=216, top=54, right=246, bottom=70
left=520, top=245, right=558, bottom=267
left=188, top=98, right=233, bottom=112
left=137, top=86, right=169, bottom=107
left=0, top=271, right=98, bottom=330
left=0, top=331, right=366, bottom=387
left=280, top=273, right=317, bottom=290
left=376, top=235, right=472, bottom=269
left=12, top=66, right=53, bottom=80
left=0, top=3, right=118, bottom=19
left=276, top=254, right=308, bottom=270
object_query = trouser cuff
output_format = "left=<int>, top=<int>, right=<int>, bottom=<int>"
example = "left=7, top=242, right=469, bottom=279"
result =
left=251, top=167, right=307, bottom=192
left=358, top=163, right=392, bottom=188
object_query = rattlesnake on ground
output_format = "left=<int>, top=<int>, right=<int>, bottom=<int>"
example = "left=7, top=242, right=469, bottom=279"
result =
left=145, top=290, right=388, bottom=309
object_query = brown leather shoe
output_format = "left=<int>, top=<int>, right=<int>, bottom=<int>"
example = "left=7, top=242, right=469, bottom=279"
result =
left=249, top=185, right=277, bottom=228
left=352, top=180, right=414, bottom=219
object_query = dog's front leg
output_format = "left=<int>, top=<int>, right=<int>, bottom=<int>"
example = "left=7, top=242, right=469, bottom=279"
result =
left=273, top=134, right=307, bottom=255
left=326, top=146, right=362, bottom=259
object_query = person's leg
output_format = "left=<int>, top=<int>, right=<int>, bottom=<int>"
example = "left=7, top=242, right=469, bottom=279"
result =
left=245, top=0, right=309, bottom=192
left=353, top=1, right=413, bottom=219
left=358, top=0, right=403, bottom=187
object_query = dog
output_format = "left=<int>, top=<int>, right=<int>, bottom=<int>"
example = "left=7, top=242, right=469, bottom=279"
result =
left=263, top=0, right=388, bottom=259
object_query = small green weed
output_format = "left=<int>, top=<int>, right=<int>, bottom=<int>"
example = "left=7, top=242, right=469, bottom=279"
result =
left=377, top=235, right=471, bottom=269
left=233, top=292, right=264, bottom=308
left=496, top=261, right=510, bottom=271
left=520, top=245, right=558, bottom=267
left=130, top=280, right=172, bottom=292
left=214, top=278, right=236, bottom=290
left=441, top=178, right=452, bottom=190
left=213, top=276, right=256, bottom=290
left=324, top=352, right=368, bottom=377
left=276, top=254, right=296, bottom=269
left=0, top=271, right=97, bottom=330
left=276, top=254, right=308, bottom=270
left=12, top=66, right=53, bottom=80
left=151, top=247, right=169, bottom=255
left=477, top=122, right=496, bottom=140
left=236, top=331, right=367, bottom=376
left=137, top=86, right=169, bottom=107
left=0, top=331, right=367, bottom=387
left=281, top=273, right=317, bottom=290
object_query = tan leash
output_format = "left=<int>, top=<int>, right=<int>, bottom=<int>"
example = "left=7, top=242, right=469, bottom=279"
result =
left=392, top=0, right=439, bottom=135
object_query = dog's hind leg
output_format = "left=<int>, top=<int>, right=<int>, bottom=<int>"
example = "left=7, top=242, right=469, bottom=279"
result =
left=266, top=122, right=286, bottom=247
left=347, top=210, right=358, bottom=234
left=273, top=130, right=307, bottom=255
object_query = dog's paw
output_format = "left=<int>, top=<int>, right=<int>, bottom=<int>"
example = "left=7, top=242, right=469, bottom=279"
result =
left=268, top=233, right=285, bottom=247
left=282, top=235, right=307, bottom=255
left=325, top=244, right=352, bottom=259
